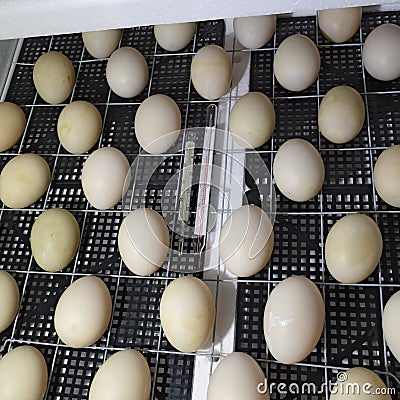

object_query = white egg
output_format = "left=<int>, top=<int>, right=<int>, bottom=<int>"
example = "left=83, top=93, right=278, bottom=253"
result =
left=273, top=34, right=320, bottom=92
left=330, top=367, right=391, bottom=400
left=318, top=85, right=365, bottom=144
left=234, top=15, right=276, bottom=49
left=118, top=208, right=169, bottom=276
left=191, top=45, right=232, bottom=100
left=219, top=205, right=274, bottom=277
left=0, top=102, right=26, bottom=152
left=89, top=349, right=151, bottom=400
left=106, top=47, right=148, bottom=98
left=273, top=139, right=325, bottom=202
left=207, top=352, right=269, bottom=400
left=54, top=276, right=112, bottom=348
left=154, top=22, right=196, bottom=51
left=229, top=92, right=275, bottom=148
left=263, top=276, right=325, bottom=365
left=81, top=146, right=130, bottom=210
left=0, top=153, right=50, bottom=208
left=318, top=7, right=362, bottom=43
left=30, top=208, right=80, bottom=272
left=374, top=145, right=400, bottom=208
left=33, top=51, right=75, bottom=104
left=0, top=270, right=20, bottom=333
left=0, top=345, right=48, bottom=400
left=160, top=276, right=215, bottom=352
left=134, top=94, right=181, bottom=154
left=325, top=214, right=382, bottom=284
left=82, top=29, right=122, bottom=59
left=383, top=290, right=400, bottom=363
left=57, top=101, right=102, bottom=154
left=363, top=23, right=400, bottom=81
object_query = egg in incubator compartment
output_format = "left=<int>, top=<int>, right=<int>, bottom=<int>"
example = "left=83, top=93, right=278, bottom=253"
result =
left=229, top=92, right=276, bottom=149
left=273, top=138, right=325, bottom=202
left=0, top=153, right=51, bottom=208
left=118, top=208, right=170, bottom=276
left=0, top=102, right=26, bottom=151
left=82, top=29, right=122, bottom=58
left=362, top=23, right=400, bottom=81
left=106, top=47, right=148, bottom=98
left=318, top=7, right=362, bottom=43
left=57, top=100, right=102, bottom=154
left=263, top=276, right=325, bottom=365
left=81, top=146, right=130, bottom=210
left=0, top=345, right=48, bottom=400
left=233, top=15, right=276, bottom=49
left=383, top=290, right=400, bottom=364
left=134, top=94, right=181, bottom=154
left=207, top=352, right=269, bottom=400
left=273, top=34, right=320, bottom=92
left=0, top=270, right=20, bottom=334
left=89, top=349, right=151, bottom=400
left=374, top=144, right=400, bottom=208
left=33, top=51, right=75, bottom=104
left=191, top=45, right=232, bottom=100
left=325, top=213, right=382, bottom=284
left=219, top=204, right=274, bottom=277
left=54, top=276, right=112, bottom=348
left=160, top=276, right=215, bottom=352
left=154, top=22, right=197, bottom=51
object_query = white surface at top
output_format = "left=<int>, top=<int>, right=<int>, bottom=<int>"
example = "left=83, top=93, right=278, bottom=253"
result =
left=0, top=0, right=398, bottom=40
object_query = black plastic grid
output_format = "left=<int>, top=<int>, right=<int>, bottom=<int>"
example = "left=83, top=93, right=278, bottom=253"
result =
left=1, top=10, right=400, bottom=400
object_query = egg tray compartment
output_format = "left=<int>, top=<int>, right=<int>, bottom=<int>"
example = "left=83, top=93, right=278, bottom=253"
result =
left=236, top=9, right=400, bottom=399
left=0, top=19, right=225, bottom=400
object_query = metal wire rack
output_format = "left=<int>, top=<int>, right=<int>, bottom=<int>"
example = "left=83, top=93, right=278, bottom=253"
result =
left=0, top=10, right=399, bottom=400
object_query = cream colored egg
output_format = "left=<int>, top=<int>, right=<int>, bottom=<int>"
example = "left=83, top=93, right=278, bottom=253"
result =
left=363, top=23, right=400, bottom=81
left=207, top=352, right=269, bottom=400
left=318, top=85, right=365, bottom=144
left=118, top=208, right=169, bottom=276
left=54, top=276, right=112, bottom=348
left=0, top=102, right=26, bottom=152
left=30, top=208, right=80, bottom=272
left=219, top=205, right=274, bottom=277
left=374, top=145, right=400, bottom=208
left=160, top=276, right=215, bottom=352
left=325, top=214, right=382, bottom=284
left=89, top=349, right=151, bottom=400
left=229, top=92, right=275, bottom=148
left=234, top=15, right=276, bottom=49
left=57, top=101, right=102, bottom=154
left=318, top=7, right=362, bottom=43
left=106, top=47, right=148, bottom=98
left=82, top=29, right=122, bottom=59
left=0, top=345, right=48, bottom=400
left=81, top=147, right=130, bottom=210
left=33, top=51, right=75, bottom=104
left=191, top=45, right=232, bottom=100
left=0, top=270, right=20, bottom=333
left=273, top=139, right=325, bottom=202
left=383, top=290, right=400, bottom=363
left=330, top=367, right=391, bottom=400
left=263, top=276, right=325, bottom=365
left=154, top=22, right=196, bottom=51
left=273, top=35, right=320, bottom=92
left=134, top=94, right=181, bottom=154
left=0, top=153, right=50, bottom=208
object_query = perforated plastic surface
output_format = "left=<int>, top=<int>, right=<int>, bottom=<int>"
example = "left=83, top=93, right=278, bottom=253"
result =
left=0, top=11, right=399, bottom=400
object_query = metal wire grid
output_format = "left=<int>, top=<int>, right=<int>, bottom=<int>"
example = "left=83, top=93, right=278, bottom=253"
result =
left=0, top=20, right=227, bottom=399
left=0, top=10, right=398, bottom=400
left=235, top=10, right=400, bottom=399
